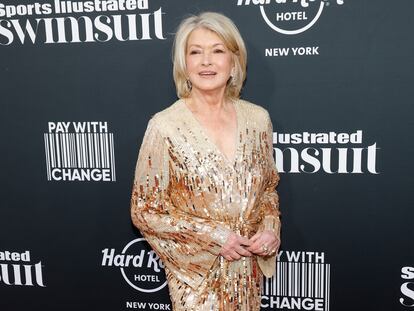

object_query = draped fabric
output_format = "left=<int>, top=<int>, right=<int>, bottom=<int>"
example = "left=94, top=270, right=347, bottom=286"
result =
left=131, top=99, right=281, bottom=310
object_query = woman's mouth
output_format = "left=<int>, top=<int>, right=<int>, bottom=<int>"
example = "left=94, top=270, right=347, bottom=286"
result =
left=199, top=71, right=217, bottom=77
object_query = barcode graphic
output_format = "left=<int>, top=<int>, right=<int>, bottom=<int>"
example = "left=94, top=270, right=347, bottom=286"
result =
left=44, top=132, right=116, bottom=181
left=263, top=262, right=330, bottom=311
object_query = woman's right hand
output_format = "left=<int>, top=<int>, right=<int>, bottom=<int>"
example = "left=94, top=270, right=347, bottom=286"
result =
left=219, top=232, right=252, bottom=261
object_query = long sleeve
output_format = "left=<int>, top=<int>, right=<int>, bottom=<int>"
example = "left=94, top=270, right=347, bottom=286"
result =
left=257, top=112, right=281, bottom=278
left=130, top=117, right=231, bottom=290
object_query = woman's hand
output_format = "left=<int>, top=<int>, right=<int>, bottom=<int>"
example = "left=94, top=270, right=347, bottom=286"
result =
left=219, top=232, right=253, bottom=261
left=247, top=230, right=280, bottom=257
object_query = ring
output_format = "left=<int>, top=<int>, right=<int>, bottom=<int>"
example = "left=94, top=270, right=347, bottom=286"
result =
left=262, top=245, right=269, bottom=253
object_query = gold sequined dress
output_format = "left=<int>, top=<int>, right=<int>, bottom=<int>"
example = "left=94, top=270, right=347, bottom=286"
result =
left=131, top=99, right=281, bottom=311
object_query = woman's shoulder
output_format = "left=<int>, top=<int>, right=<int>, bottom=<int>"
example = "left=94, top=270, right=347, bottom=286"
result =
left=237, top=99, right=271, bottom=122
left=146, top=99, right=185, bottom=134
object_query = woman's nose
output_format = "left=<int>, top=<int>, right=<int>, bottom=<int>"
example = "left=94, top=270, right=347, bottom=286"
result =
left=202, top=52, right=211, bottom=66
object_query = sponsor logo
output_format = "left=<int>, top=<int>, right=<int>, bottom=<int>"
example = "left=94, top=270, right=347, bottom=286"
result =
left=236, top=0, right=344, bottom=35
left=236, top=0, right=345, bottom=57
left=273, top=130, right=379, bottom=174
left=261, top=250, right=330, bottom=311
left=0, top=0, right=165, bottom=45
left=44, top=121, right=116, bottom=182
left=101, top=238, right=167, bottom=293
left=401, top=266, right=414, bottom=307
left=0, top=250, right=46, bottom=287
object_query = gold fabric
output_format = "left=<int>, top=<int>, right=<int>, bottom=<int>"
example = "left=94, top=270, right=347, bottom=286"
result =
left=131, top=99, right=281, bottom=311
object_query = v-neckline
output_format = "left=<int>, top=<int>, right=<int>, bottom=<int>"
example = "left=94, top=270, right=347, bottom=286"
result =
left=181, top=98, right=241, bottom=167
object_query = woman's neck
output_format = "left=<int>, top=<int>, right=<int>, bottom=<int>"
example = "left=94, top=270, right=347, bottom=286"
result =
left=187, top=88, right=231, bottom=114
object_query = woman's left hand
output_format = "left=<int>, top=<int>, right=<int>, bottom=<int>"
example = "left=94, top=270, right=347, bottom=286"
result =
left=247, top=230, right=280, bottom=257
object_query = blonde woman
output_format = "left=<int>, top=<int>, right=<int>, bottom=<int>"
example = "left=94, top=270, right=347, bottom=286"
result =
left=131, top=12, right=281, bottom=310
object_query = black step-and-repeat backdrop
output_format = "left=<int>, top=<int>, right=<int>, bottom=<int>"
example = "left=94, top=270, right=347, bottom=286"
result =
left=1, top=0, right=413, bottom=310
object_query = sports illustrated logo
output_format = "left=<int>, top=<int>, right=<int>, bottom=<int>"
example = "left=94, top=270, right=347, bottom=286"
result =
left=400, top=266, right=414, bottom=307
left=101, top=238, right=167, bottom=293
left=261, top=250, right=330, bottom=311
left=0, top=0, right=165, bottom=45
left=273, top=130, right=380, bottom=174
left=44, top=121, right=116, bottom=182
left=236, top=0, right=344, bottom=35
left=0, top=250, right=46, bottom=287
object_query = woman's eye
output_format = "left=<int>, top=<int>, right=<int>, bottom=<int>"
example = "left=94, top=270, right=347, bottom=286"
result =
left=214, top=49, right=225, bottom=53
left=189, top=50, right=200, bottom=55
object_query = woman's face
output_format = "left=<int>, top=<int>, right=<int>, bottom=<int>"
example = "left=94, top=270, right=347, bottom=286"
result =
left=185, top=28, right=233, bottom=96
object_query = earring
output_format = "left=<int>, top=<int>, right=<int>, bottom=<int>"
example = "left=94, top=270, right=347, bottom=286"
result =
left=229, top=68, right=236, bottom=86
left=229, top=73, right=236, bottom=87
left=186, top=79, right=192, bottom=91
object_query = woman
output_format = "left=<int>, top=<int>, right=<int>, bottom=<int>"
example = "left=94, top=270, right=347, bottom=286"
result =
left=131, top=12, right=281, bottom=311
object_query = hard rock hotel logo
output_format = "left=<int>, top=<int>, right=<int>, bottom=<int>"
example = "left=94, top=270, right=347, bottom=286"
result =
left=236, top=0, right=344, bottom=35
left=262, top=250, right=330, bottom=311
left=44, top=121, right=116, bottom=181
left=273, top=130, right=379, bottom=174
left=0, top=250, right=46, bottom=287
left=101, top=238, right=173, bottom=309
left=101, top=238, right=167, bottom=293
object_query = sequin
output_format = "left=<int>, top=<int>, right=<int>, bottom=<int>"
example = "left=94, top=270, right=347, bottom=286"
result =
left=131, top=99, right=281, bottom=311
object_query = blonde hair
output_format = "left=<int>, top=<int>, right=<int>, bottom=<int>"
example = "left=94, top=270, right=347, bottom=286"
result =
left=172, top=12, right=247, bottom=99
